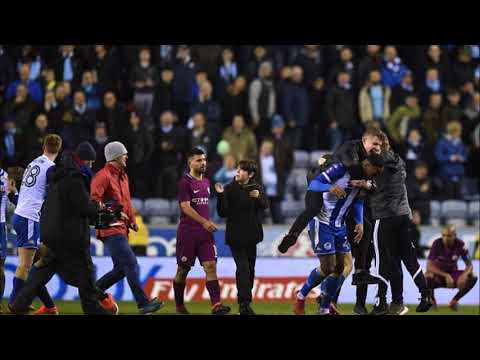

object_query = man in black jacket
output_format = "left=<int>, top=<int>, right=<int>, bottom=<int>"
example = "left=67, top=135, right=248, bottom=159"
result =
left=215, top=159, right=269, bottom=315
left=9, top=142, right=119, bottom=315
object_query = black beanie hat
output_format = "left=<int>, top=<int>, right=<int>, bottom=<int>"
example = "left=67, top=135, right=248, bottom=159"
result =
left=75, top=141, right=97, bottom=161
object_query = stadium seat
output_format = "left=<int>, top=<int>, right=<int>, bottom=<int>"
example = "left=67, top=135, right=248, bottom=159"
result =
left=430, top=200, right=442, bottom=220
left=468, top=201, right=479, bottom=225
left=144, top=199, right=172, bottom=217
left=294, top=150, right=310, bottom=169
left=441, top=200, right=468, bottom=225
left=131, top=198, right=144, bottom=214
left=309, top=150, right=330, bottom=167
left=281, top=200, right=304, bottom=218
left=461, top=177, right=480, bottom=201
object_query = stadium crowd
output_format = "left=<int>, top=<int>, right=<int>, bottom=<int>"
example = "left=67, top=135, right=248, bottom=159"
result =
left=0, top=45, right=479, bottom=226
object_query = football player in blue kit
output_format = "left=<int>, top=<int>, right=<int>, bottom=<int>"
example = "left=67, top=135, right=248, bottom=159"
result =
left=295, top=153, right=385, bottom=315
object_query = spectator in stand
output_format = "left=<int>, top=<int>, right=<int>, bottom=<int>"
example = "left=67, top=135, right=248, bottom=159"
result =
left=466, top=121, right=480, bottom=179
left=17, top=45, right=42, bottom=82
left=258, top=139, right=283, bottom=224
left=359, top=70, right=391, bottom=128
left=357, top=45, right=383, bottom=88
left=123, top=112, right=154, bottom=199
left=423, top=45, right=450, bottom=87
left=452, top=46, right=476, bottom=88
left=434, top=120, right=467, bottom=199
left=294, top=45, right=325, bottom=89
left=326, top=71, right=357, bottom=151
left=92, top=122, right=109, bottom=173
left=400, top=128, right=431, bottom=175
left=152, top=67, right=174, bottom=120
left=390, top=70, right=415, bottom=112
left=128, top=207, right=149, bottom=256
left=60, top=90, right=96, bottom=150
left=130, top=47, right=159, bottom=130
left=41, top=89, right=62, bottom=134
left=214, top=153, right=237, bottom=187
left=217, top=47, right=238, bottom=99
left=406, top=162, right=432, bottom=225
left=0, top=45, right=14, bottom=96
left=186, top=112, right=215, bottom=157
left=173, top=45, right=197, bottom=125
left=305, top=74, right=327, bottom=147
left=152, top=45, right=176, bottom=70
left=212, top=153, right=238, bottom=223
left=222, top=114, right=258, bottom=164
left=246, top=46, right=272, bottom=82
left=96, top=91, right=128, bottom=141
left=464, top=90, right=479, bottom=129
left=381, top=45, right=409, bottom=88
left=55, top=81, right=71, bottom=108
left=152, top=110, right=185, bottom=199
left=92, top=45, right=119, bottom=93
left=52, top=45, right=83, bottom=88
left=5, top=63, right=43, bottom=104
left=269, top=114, right=294, bottom=209
left=387, top=93, right=421, bottom=147
left=441, top=88, right=463, bottom=129
left=221, top=75, right=248, bottom=131
left=192, top=45, right=222, bottom=84
left=191, top=80, right=222, bottom=140
left=2, top=84, right=37, bottom=130
left=282, top=65, right=309, bottom=149
left=421, top=68, right=443, bottom=107
left=422, top=92, right=444, bottom=145
left=40, top=68, right=57, bottom=93
left=0, top=119, right=24, bottom=168
left=328, top=46, right=356, bottom=89
left=81, top=70, right=102, bottom=111
left=22, top=113, right=50, bottom=163
left=249, top=61, right=276, bottom=143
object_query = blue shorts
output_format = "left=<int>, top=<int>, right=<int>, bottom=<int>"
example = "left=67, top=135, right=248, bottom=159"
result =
left=0, top=222, right=7, bottom=259
left=308, top=218, right=351, bottom=256
left=12, top=214, right=40, bottom=250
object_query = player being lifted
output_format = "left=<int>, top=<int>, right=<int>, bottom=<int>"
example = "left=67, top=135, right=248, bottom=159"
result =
left=297, top=153, right=385, bottom=315
left=173, top=148, right=231, bottom=315
left=8, top=134, right=62, bottom=314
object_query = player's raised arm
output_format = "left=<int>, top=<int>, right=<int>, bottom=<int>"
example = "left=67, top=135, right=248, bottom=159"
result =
left=215, top=183, right=229, bottom=218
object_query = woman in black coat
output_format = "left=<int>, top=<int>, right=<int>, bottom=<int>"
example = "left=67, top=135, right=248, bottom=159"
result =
left=215, top=159, right=269, bottom=315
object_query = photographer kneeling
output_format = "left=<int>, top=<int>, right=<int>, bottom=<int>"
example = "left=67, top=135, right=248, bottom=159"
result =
left=215, top=160, right=269, bottom=315
left=9, top=142, right=119, bottom=315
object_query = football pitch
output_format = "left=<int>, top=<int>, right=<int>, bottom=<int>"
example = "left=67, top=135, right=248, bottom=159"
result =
left=5, top=300, right=478, bottom=316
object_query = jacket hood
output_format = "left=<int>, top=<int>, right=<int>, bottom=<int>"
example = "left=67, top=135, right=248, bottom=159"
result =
left=47, top=153, right=85, bottom=184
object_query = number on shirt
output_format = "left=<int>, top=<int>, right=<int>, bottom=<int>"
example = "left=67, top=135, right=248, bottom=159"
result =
left=22, top=165, right=41, bottom=187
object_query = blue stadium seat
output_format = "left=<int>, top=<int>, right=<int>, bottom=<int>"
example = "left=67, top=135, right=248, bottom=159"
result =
left=131, top=198, right=144, bottom=214
left=468, top=201, right=479, bottom=225
left=309, top=150, right=330, bottom=167
left=144, top=199, right=172, bottom=217
left=294, top=150, right=310, bottom=169
left=430, top=200, right=442, bottom=221
left=441, top=200, right=468, bottom=225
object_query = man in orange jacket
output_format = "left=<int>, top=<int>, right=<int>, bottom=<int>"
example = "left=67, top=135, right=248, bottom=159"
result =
left=91, top=141, right=163, bottom=315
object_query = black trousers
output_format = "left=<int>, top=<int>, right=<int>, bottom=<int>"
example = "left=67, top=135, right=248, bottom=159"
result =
left=229, top=244, right=257, bottom=305
left=12, top=247, right=109, bottom=315
left=372, top=215, right=423, bottom=301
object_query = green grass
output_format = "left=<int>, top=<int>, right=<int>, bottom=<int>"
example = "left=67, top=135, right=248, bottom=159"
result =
left=4, top=300, right=478, bottom=316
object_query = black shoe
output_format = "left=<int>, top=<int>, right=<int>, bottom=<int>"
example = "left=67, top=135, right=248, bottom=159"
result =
left=388, top=302, right=409, bottom=315
left=353, top=303, right=368, bottom=315
left=239, top=303, right=255, bottom=316
left=212, top=303, right=231, bottom=315
left=139, top=298, right=164, bottom=315
left=370, top=301, right=388, bottom=316
left=416, top=290, right=433, bottom=313
left=278, top=233, right=298, bottom=254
